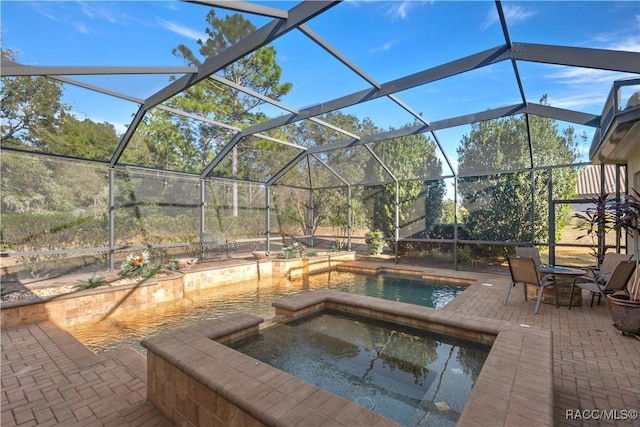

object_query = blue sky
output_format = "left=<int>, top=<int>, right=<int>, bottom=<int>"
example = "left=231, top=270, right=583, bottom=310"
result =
left=2, top=0, right=639, bottom=172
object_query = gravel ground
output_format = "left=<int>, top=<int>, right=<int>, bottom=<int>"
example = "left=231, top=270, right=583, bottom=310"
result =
left=1, top=286, right=82, bottom=302
left=1, top=279, right=136, bottom=303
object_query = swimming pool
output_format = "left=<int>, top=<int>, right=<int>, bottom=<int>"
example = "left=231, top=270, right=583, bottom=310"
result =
left=230, top=310, right=490, bottom=426
left=67, top=271, right=467, bottom=354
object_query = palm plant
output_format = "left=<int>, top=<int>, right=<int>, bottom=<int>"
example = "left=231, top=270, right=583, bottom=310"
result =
left=75, top=274, right=107, bottom=290
left=611, top=188, right=640, bottom=300
left=574, top=193, right=614, bottom=267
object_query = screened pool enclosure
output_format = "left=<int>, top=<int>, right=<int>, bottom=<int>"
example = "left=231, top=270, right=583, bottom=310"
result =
left=1, top=1, right=639, bottom=279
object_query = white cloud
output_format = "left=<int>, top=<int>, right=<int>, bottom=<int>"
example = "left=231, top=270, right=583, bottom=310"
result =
left=481, top=4, right=537, bottom=31
left=504, top=5, right=537, bottom=25
left=112, top=122, right=128, bottom=136
left=547, top=93, right=606, bottom=110
left=157, top=19, right=206, bottom=42
left=546, top=67, right=631, bottom=86
left=29, top=3, right=58, bottom=21
left=386, top=0, right=433, bottom=21
left=544, top=67, right=636, bottom=110
left=605, top=37, right=640, bottom=53
left=78, top=1, right=116, bottom=24
left=369, top=40, right=397, bottom=54
left=387, top=1, right=412, bottom=20
left=74, top=23, right=89, bottom=34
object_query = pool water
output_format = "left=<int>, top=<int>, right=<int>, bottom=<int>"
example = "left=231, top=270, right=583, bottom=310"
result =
left=230, top=311, right=490, bottom=427
left=66, top=271, right=466, bottom=354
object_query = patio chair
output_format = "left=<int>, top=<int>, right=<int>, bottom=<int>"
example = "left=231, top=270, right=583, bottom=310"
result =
left=515, top=247, right=542, bottom=267
left=200, top=232, right=238, bottom=261
left=504, top=255, right=558, bottom=314
left=568, top=260, right=636, bottom=309
left=585, top=253, right=632, bottom=285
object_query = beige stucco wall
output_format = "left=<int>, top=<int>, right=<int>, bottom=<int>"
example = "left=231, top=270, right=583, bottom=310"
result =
left=629, top=146, right=640, bottom=190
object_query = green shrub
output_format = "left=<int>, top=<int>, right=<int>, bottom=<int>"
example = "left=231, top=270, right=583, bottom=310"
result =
left=364, top=230, right=385, bottom=255
left=283, top=242, right=305, bottom=259
left=75, top=274, right=107, bottom=290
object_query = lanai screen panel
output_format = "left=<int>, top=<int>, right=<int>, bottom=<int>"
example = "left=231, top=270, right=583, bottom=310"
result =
left=275, top=156, right=311, bottom=189
left=397, top=178, right=449, bottom=240
left=307, top=155, right=349, bottom=189
left=275, top=154, right=347, bottom=189
left=368, top=133, right=445, bottom=181
left=204, top=178, right=266, bottom=240
left=358, top=184, right=389, bottom=237
left=282, top=119, right=358, bottom=149
left=66, top=74, right=180, bottom=100
left=315, top=145, right=393, bottom=186
left=620, top=83, right=640, bottom=109
left=265, top=28, right=375, bottom=115
left=398, top=61, right=522, bottom=123
left=270, top=185, right=311, bottom=241
left=1, top=79, right=132, bottom=161
left=552, top=165, right=594, bottom=265
left=529, top=117, right=583, bottom=167
left=124, top=106, right=237, bottom=173
left=517, top=62, right=637, bottom=118
left=303, top=1, right=505, bottom=84
left=456, top=115, right=532, bottom=176
left=209, top=135, right=303, bottom=182
left=531, top=120, right=596, bottom=167
left=321, top=97, right=417, bottom=136
left=114, top=167, right=200, bottom=247
left=504, top=1, right=638, bottom=49
left=457, top=170, right=534, bottom=243
left=1, top=152, right=110, bottom=277
left=311, top=186, right=350, bottom=240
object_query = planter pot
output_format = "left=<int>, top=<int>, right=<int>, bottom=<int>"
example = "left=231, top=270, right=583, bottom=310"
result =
left=252, top=251, right=269, bottom=260
left=607, top=294, right=640, bottom=335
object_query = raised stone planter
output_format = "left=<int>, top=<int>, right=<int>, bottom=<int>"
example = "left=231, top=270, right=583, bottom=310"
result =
left=1, top=252, right=357, bottom=328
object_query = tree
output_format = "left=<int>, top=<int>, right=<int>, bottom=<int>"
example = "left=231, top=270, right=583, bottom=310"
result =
left=123, top=109, right=203, bottom=172
left=457, top=99, right=579, bottom=249
left=1, top=49, right=66, bottom=150
left=125, top=11, right=292, bottom=174
left=124, top=11, right=293, bottom=219
left=367, top=132, right=445, bottom=239
left=272, top=112, right=384, bottom=238
left=1, top=48, right=113, bottom=216
left=53, top=112, right=120, bottom=160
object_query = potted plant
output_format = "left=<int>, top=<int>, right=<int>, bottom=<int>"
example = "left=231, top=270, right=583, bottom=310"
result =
left=573, top=193, right=614, bottom=267
left=608, top=188, right=640, bottom=335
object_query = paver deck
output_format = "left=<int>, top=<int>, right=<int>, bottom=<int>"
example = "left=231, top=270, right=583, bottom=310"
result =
left=2, top=259, right=639, bottom=426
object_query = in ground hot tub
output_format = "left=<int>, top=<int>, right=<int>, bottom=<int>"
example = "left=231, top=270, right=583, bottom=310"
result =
left=142, top=290, right=554, bottom=427
left=230, top=310, right=490, bottom=426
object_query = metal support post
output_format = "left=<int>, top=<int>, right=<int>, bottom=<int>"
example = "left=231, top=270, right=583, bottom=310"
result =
left=108, top=167, right=115, bottom=271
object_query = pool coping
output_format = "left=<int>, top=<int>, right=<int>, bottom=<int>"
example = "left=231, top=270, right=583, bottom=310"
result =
left=142, top=290, right=554, bottom=426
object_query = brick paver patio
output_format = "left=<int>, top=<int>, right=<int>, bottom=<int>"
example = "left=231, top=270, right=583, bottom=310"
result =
left=2, top=260, right=639, bottom=426
left=1, top=322, right=171, bottom=426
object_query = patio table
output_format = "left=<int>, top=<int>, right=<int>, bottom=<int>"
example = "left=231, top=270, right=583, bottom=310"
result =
left=530, top=266, right=588, bottom=307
